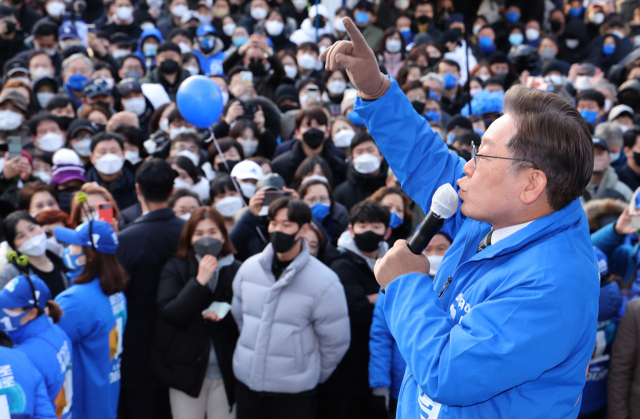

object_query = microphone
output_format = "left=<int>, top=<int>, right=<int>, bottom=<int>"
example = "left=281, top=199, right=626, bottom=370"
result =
left=408, top=183, right=459, bottom=255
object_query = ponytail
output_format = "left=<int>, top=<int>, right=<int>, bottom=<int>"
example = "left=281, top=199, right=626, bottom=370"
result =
left=43, top=300, right=63, bottom=323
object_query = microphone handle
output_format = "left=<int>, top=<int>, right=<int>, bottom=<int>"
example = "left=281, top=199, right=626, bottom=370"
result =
left=408, top=211, right=445, bottom=255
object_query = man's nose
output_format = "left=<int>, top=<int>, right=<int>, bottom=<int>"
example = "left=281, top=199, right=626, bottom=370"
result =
left=462, top=159, right=474, bottom=177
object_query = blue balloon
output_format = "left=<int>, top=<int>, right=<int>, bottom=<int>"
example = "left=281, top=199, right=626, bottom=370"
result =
left=176, top=75, right=223, bottom=128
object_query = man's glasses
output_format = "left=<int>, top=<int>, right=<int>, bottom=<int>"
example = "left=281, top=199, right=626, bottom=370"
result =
left=471, top=141, right=538, bottom=170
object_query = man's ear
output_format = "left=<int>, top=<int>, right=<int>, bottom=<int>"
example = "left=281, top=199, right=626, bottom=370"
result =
left=348, top=224, right=354, bottom=238
left=520, top=169, right=548, bottom=205
left=383, top=227, right=392, bottom=240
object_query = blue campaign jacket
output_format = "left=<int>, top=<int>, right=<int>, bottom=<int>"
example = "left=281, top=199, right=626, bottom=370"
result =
left=0, top=346, right=57, bottom=418
left=55, top=279, right=127, bottom=419
left=369, top=289, right=406, bottom=399
left=9, top=315, right=72, bottom=418
left=192, top=49, right=226, bottom=76
left=354, top=77, right=599, bottom=418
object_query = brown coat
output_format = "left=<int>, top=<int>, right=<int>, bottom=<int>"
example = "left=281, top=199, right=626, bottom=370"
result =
left=609, top=298, right=640, bottom=419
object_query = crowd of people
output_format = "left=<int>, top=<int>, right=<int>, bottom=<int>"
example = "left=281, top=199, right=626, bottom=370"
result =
left=0, top=0, right=638, bottom=416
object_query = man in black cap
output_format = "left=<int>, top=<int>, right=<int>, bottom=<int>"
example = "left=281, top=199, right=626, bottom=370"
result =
left=118, top=78, right=152, bottom=137
left=66, top=119, right=100, bottom=163
left=0, top=89, right=31, bottom=146
left=139, top=42, right=190, bottom=101
left=108, top=32, right=133, bottom=60
left=444, top=114, right=472, bottom=144
left=82, top=77, right=114, bottom=113
left=583, top=136, right=633, bottom=203
left=3, top=57, right=30, bottom=84
left=2, top=0, right=40, bottom=35
left=353, top=0, right=383, bottom=49
left=100, top=0, right=142, bottom=40
left=0, top=6, right=28, bottom=71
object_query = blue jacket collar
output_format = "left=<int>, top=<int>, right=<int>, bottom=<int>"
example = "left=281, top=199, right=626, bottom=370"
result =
left=8, top=313, right=49, bottom=344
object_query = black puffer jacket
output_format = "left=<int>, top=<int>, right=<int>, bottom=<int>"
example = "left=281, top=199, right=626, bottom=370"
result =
left=152, top=256, right=240, bottom=406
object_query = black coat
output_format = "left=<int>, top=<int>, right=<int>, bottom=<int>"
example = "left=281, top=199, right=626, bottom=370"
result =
left=324, top=249, right=379, bottom=397
left=118, top=202, right=142, bottom=231
left=272, top=140, right=348, bottom=188
left=152, top=257, right=240, bottom=406
left=229, top=209, right=268, bottom=262
left=85, top=162, right=138, bottom=212
left=116, top=208, right=186, bottom=391
left=334, top=161, right=389, bottom=212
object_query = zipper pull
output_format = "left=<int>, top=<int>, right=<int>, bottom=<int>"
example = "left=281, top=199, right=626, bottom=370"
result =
left=439, top=276, right=452, bottom=298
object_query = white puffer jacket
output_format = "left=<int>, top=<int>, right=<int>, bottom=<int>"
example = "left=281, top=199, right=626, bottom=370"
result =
left=232, top=241, right=350, bottom=393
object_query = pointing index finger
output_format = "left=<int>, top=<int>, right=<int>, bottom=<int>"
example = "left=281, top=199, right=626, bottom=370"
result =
left=342, top=17, right=369, bottom=51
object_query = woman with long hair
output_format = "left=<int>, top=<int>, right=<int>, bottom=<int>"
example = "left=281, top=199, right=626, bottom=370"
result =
left=53, top=219, right=128, bottom=419
left=153, top=206, right=240, bottom=419
left=368, top=186, right=414, bottom=246
left=68, top=183, right=121, bottom=229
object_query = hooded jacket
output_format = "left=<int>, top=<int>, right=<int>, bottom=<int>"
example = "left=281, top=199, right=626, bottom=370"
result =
left=334, top=160, right=389, bottom=212
left=582, top=165, right=633, bottom=204
left=322, top=231, right=388, bottom=397
left=9, top=314, right=72, bottom=418
left=231, top=240, right=350, bottom=393
left=139, top=67, right=191, bottom=102
left=192, top=39, right=226, bottom=76
left=0, top=346, right=57, bottom=418
left=272, top=140, right=348, bottom=187
left=135, top=28, right=164, bottom=70
left=354, top=76, right=599, bottom=418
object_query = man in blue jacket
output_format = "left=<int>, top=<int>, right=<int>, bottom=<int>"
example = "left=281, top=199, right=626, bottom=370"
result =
left=322, top=18, right=600, bottom=419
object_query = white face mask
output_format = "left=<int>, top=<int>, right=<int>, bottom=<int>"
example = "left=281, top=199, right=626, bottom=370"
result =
left=592, top=12, right=605, bottom=25
left=141, top=22, right=155, bottom=31
left=284, top=65, right=298, bottom=79
left=0, top=110, right=23, bottom=131
left=394, top=0, right=409, bottom=9
left=238, top=139, right=258, bottom=157
left=159, top=119, right=169, bottom=133
left=72, top=138, right=92, bottom=157
left=546, top=74, right=564, bottom=85
left=113, top=49, right=130, bottom=59
left=333, top=129, right=355, bottom=147
left=221, top=91, right=229, bottom=106
left=470, top=88, right=482, bottom=97
left=610, top=151, right=621, bottom=161
left=327, top=80, right=347, bottom=95
left=427, top=254, right=443, bottom=276
left=174, top=177, right=192, bottom=189
left=185, top=66, right=199, bottom=76
left=36, top=92, right=55, bottom=108
left=32, top=67, right=54, bottom=81
left=125, top=150, right=140, bottom=164
left=37, top=132, right=64, bottom=152
left=116, top=6, right=133, bottom=21
left=565, top=39, right=579, bottom=49
left=265, top=20, right=284, bottom=36
left=171, top=4, right=188, bottom=17
left=239, top=181, right=256, bottom=198
left=46, top=235, right=64, bottom=256
left=297, top=53, right=316, bottom=70
left=334, top=17, right=346, bottom=32
left=611, top=29, right=625, bottom=39
left=122, top=97, right=147, bottom=116
left=292, top=0, right=307, bottom=9
left=215, top=195, right=244, bottom=217
left=95, top=153, right=124, bottom=175
left=619, top=125, right=629, bottom=133
left=178, top=212, right=192, bottom=220
left=179, top=42, right=191, bottom=54
left=386, top=39, right=402, bottom=53
left=223, top=23, right=236, bottom=37
left=353, top=153, right=381, bottom=174
left=197, top=13, right=213, bottom=24
left=46, top=1, right=65, bottom=17
left=170, top=126, right=196, bottom=140
left=34, top=171, right=52, bottom=184
left=18, top=232, right=47, bottom=256
left=143, top=139, right=157, bottom=154
left=525, top=28, right=539, bottom=41
left=250, top=7, right=268, bottom=20
left=604, top=99, right=612, bottom=113
left=472, top=25, right=482, bottom=35
left=177, top=149, right=199, bottom=166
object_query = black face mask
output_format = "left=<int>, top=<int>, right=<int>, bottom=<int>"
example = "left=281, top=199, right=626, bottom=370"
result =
left=412, top=101, right=425, bottom=115
left=269, top=230, right=300, bottom=253
left=417, top=15, right=431, bottom=25
left=354, top=230, right=384, bottom=253
left=550, top=20, right=562, bottom=32
left=302, top=128, right=325, bottom=149
left=95, top=123, right=106, bottom=132
left=633, top=151, right=640, bottom=167
left=159, top=59, right=180, bottom=75
left=57, top=116, right=74, bottom=131
left=313, top=16, right=326, bottom=28
left=217, top=159, right=240, bottom=173
left=458, top=149, right=471, bottom=161
left=248, top=59, right=267, bottom=76
left=9, top=0, right=20, bottom=5
left=5, top=21, right=15, bottom=35
left=279, top=104, right=300, bottom=113
left=96, top=101, right=111, bottom=112
left=193, top=237, right=223, bottom=258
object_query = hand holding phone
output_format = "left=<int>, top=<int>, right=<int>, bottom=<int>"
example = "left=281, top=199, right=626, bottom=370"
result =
left=97, top=202, right=114, bottom=224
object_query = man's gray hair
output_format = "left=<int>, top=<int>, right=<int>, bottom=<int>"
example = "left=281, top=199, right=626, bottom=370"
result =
left=420, top=73, right=444, bottom=91
left=61, top=53, right=93, bottom=75
left=593, top=80, right=616, bottom=101
left=594, top=122, right=623, bottom=147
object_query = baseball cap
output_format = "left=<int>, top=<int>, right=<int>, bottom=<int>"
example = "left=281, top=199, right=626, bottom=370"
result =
left=117, top=78, right=142, bottom=97
left=55, top=220, right=119, bottom=255
left=256, top=173, right=285, bottom=191
left=446, top=115, right=473, bottom=132
left=593, top=136, right=609, bottom=151
left=83, top=78, right=112, bottom=98
left=67, top=119, right=99, bottom=141
left=0, top=90, right=28, bottom=114
left=352, top=1, right=371, bottom=12
left=230, top=160, right=264, bottom=181
left=0, top=275, right=51, bottom=310
left=196, top=23, right=216, bottom=37
left=3, top=58, right=29, bottom=78
left=110, top=32, right=131, bottom=47
left=59, top=21, right=79, bottom=40
left=309, top=4, right=329, bottom=18
left=593, top=246, right=608, bottom=276
left=608, top=104, right=635, bottom=122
